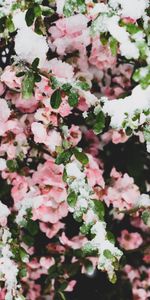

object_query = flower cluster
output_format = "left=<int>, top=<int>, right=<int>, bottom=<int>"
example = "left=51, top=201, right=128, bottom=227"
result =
left=0, top=0, right=149, bottom=299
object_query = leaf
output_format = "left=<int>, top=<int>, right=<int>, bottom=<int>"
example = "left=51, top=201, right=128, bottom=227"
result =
left=19, top=267, right=27, bottom=278
left=142, top=210, right=150, bottom=226
left=80, top=223, right=92, bottom=235
left=34, top=4, right=42, bottom=17
left=93, top=111, right=105, bottom=134
left=50, top=89, right=62, bottom=109
left=83, top=259, right=94, bottom=274
left=76, top=81, right=90, bottom=91
left=25, top=8, right=35, bottom=26
left=144, top=125, right=150, bottom=142
left=32, top=58, right=40, bottom=71
left=67, top=191, right=78, bottom=208
left=16, top=72, right=25, bottom=77
left=41, top=6, right=54, bottom=16
left=25, top=220, right=39, bottom=236
left=22, top=71, right=35, bottom=99
left=22, top=234, right=34, bottom=246
left=34, top=16, right=45, bottom=35
left=63, top=0, right=86, bottom=17
left=19, top=248, right=28, bottom=263
left=68, top=91, right=79, bottom=107
left=106, top=231, right=115, bottom=244
left=103, top=249, right=113, bottom=259
left=73, top=148, right=89, bottom=165
left=6, top=16, right=15, bottom=32
left=55, top=149, right=72, bottom=165
left=6, top=159, right=19, bottom=172
left=126, top=23, right=141, bottom=34
left=92, top=199, right=105, bottom=221
left=62, top=83, right=72, bottom=92
left=100, top=32, right=109, bottom=45
left=109, top=37, right=118, bottom=56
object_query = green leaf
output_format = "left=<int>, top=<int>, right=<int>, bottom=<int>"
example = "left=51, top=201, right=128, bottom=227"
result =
left=83, top=259, right=94, bottom=274
left=76, top=81, right=90, bottom=91
left=34, top=4, right=42, bottom=17
left=106, top=231, right=115, bottom=244
left=100, top=32, right=109, bottom=45
left=73, top=148, right=89, bottom=165
left=25, top=220, right=39, bottom=236
left=48, top=264, right=58, bottom=278
left=126, top=23, right=141, bottom=34
left=91, top=199, right=105, bottom=221
left=16, top=72, right=25, bottom=77
left=34, top=73, right=41, bottom=82
left=103, top=249, right=113, bottom=259
left=142, top=210, right=150, bottom=226
left=82, top=242, right=98, bottom=256
left=6, top=160, right=19, bottom=172
left=68, top=91, right=79, bottom=107
left=62, top=83, right=72, bottom=92
left=67, top=191, right=78, bottom=208
left=63, top=0, right=86, bottom=17
left=50, top=77, right=60, bottom=89
left=22, top=234, right=34, bottom=246
left=144, top=125, right=150, bottom=142
left=25, top=8, right=35, bottom=26
left=34, top=16, right=45, bottom=35
left=109, top=37, right=118, bottom=56
left=55, top=149, right=72, bottom=165
left=80, top=223, right=92, bottom=235
left=50, top=89, right=62, bottom=109
left=22, top=71, right=35, bottom=99
left=6, top=16, right=15, bottom=32
left=19, top=248, right=28, bottom=263
left=19, top=267, right=27, bottom=278
left=41, top=6, right=54, bottom=16
left=93, top=111, right=105, bottom=134
left=62, top=168, right=68, bottom=182
left=32, top=58, right=40, bottom=71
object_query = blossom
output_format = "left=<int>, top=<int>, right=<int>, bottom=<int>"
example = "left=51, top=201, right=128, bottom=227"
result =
left=89, top=38, right=116, bottom=70
left=118, top=230, right=143, bottom=250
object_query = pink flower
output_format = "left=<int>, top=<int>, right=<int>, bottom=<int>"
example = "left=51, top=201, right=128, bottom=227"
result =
left=40, top=257, right=55, bottom=269
left=89, top=38, right=116, bottom=70
left=60, top=232, right=87, bottom=249
left=6, top=91, right=39, bottom=113
left=65, top=280, right=76, bottom=292
left=32, top=201, right=68, bottom=223
left=67, top=125, right=82, bottom=146
left=31, top=122, right=62, bottom=152
left=31, top=122, right=47, bottom=143
left=47, top=58, right=74, bottom=79
left=0, top=81, right=5, bottom=96
left=143, top=254, right=150, bottom=264
left=53, top=14, right=88, bottom=36
left=1, top=66, right=21, bottom=89
left=39, top=222, right=64, bottom=239
left=85, top=154, right=105, bottom=188
left=104, top=168, right=140, bottom=210
left=118, top=230, right=143, bottom=250
left=0, top=98, right=11, bottom=136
